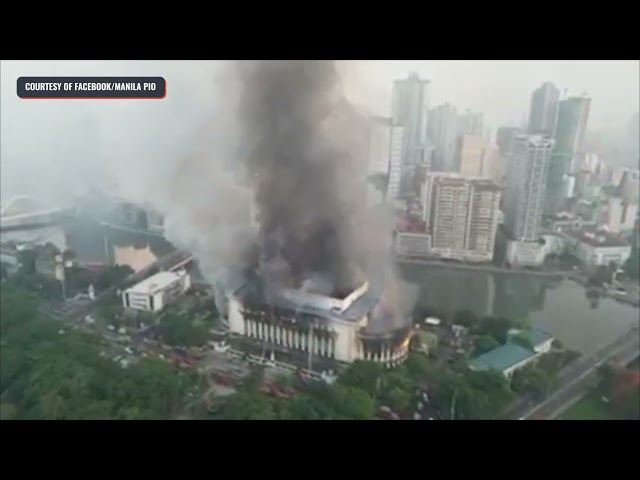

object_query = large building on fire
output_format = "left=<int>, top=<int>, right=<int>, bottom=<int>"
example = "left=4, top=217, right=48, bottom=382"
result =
left=223, top=272, right=413, bottom=370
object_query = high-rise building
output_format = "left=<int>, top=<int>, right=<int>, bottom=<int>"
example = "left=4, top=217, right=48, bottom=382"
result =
left=496, top=126, right=521, bottom=157
left=620, top=169, right=640, bottom=205
left=554, top=96, right=591, bottom=169
left=504, top=135, right=554, bottom=241
left=387, top=125, right=405, bottom=201
left=528, top=82, right=560, bottom=136
left=427, top=103, right=458, bottom=172
left=599, top=197, right=638, bottom=234
left=458, top=110, right=484, bottom=136
left=366, top=116, right=392, bottom=176
left=547, top=96, right=591, bottom=213
left=422, top=173, right=501, bottom=261
left=391, top=73, right=430, bottom=169
left=456, top=134, right=486, bottom=177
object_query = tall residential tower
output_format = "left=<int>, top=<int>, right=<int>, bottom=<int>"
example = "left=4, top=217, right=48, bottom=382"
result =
left=528, top=82, right=560, bottom=136
left=504, top=135, right=554, bottom=242
left=422, top=173, right=502, bottom=262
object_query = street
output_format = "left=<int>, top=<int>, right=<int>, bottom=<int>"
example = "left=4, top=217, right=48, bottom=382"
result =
left=510, top=325, right=640, bottom=420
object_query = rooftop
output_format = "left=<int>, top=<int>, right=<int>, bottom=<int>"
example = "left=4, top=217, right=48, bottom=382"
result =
left=235, top=279, right=381, bottom=324
left=512, top=328, right=553, bottom=348
left=563, top=228, right=630, bottom=248
left=469, top=343, right=535, bottom=373
left=126, top=270, right=187, bottom=295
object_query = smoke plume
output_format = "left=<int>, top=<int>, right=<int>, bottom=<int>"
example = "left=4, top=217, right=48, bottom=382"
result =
left=236, top=61, right=365, bottom=295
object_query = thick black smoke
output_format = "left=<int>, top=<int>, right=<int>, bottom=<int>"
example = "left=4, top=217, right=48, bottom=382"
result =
left=237, top=61, right=363, bottom=296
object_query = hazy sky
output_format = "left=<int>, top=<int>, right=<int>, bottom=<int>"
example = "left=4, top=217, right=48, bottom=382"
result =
left=345, top=60, right=639, bottom=133
left=1, top=60, right=638, bottom=203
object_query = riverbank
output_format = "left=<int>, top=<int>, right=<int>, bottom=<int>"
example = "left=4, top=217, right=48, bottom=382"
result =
left=569, top=275, right=640, bottom=308
left=396, top=256, right=573, bottom=278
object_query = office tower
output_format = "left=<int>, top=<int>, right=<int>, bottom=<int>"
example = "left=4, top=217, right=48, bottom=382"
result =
left=427, top=103, right=458, bottom=172
left=456, top=134, right=485, bottom=176
left=546, top=96, right=591, bottom=213
left=528, top=82, right=560, bottom=136
left=480, top=144, right=501, bottom=180
left=391, top=72, right=430, bottom=168
left=620, top=170, right=640, bottom=205
left=496, top=126, right=521, bottom=157
left=458, top=110, right=484, bottom=136
left=504, top=135, right=554, bottom=241
left=555, top=96, right=591, bottom=169
left=422, top=173, right=501, bottom=261
left=387, top=124, right=405, bottom=201
left=600, top=197, right=638, bottom=233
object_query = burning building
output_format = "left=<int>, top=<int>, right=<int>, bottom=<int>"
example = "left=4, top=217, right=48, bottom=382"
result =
left=214, top=61, right=412, bottom=369
left=225, top=270, right=412, bottom=369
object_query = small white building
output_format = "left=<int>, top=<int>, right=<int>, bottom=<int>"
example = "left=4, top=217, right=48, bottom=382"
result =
left=122, top=270, right=191, bottom=312
left=561, top=229, right=632, bottom=269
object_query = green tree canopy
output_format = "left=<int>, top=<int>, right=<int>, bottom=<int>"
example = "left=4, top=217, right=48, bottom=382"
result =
left=473, top=335, right=500, bottom=356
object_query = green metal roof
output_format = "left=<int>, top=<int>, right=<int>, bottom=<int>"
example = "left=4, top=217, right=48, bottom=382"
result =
left=469, top=343, right=535, bottom=373
left=509, top=328, right=554, bottom=348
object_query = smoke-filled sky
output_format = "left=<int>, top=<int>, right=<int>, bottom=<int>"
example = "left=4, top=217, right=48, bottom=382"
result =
left=2, top=60, right=638, bottom=202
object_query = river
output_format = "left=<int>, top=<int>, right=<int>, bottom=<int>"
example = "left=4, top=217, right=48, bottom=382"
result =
left=397, top=263, right=639, bottom=356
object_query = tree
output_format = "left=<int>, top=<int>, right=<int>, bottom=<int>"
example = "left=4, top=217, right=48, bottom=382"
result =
left=479, top=316, right=513, bottom=344
left=95, top=265, right=134, bottom=292
left=379, top=369, right=416, bottom=413
left=511, top=334, right=534, bottom=351
left=339, top=361, right=384, bottom=397
left=453, top=310, right=477, bottom=328
left=0, top=403, right=18, bottom=420
left=511, top=367, right=550, bottom=400
left=161, top=312, right=209, bottom=347
left=1, top=284, right=196, bottom=420
left=222, top=391, right=277, bottom=420
left=329, top=385, right=375, bottom=420
left=404, top=353, right=438, bottom=382
left=473, top=335, right=500, bottom=356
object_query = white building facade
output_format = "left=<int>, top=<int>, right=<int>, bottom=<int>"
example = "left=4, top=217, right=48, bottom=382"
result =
left=122, top=270, right=191, bottom=312
left=422, top=173, right=501, bottom=262
left=387, top=125, right=405, bottom=201
left=504, top=135, right=554, bottom=242
left=227, top=281, right=412, bottom=368
left=561, top=230, right=632, bottom=268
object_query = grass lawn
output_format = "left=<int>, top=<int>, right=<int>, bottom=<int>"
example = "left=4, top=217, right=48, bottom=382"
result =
left=560, top=394, right=616, bottom=420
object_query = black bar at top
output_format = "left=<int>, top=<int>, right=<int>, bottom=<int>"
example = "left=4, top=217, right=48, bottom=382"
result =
left=17, top=77, right=166, bottom=99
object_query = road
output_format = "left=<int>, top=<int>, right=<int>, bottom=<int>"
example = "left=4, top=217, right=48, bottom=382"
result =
left=396, top=256, right=574, bottom=278
left=509, top=325, right=640, bottom=420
